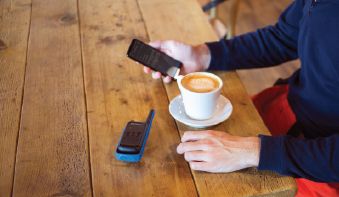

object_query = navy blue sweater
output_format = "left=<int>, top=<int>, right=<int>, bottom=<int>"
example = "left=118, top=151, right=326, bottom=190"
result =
left=206, top=0, right=339, bottom=182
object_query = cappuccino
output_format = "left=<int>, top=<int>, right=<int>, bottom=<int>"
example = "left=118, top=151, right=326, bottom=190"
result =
left=181, top=74, right=220, bottom=93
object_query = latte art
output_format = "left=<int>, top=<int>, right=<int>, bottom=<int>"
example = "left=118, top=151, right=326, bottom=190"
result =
left=187, top=78, right=216, bottom=91
left=181, top=74, right=219, bottom=93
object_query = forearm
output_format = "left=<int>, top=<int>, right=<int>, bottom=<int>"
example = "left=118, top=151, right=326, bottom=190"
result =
left=206, top=25, right=298, bottom=71
left=206, top=0, right=302, bottom=71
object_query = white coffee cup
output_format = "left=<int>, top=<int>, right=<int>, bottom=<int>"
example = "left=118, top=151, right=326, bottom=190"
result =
left=177, top=72, right=223, bottom=120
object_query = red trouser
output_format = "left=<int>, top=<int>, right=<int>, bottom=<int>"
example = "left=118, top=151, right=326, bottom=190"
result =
left=252, top=85, right=339, bottom=197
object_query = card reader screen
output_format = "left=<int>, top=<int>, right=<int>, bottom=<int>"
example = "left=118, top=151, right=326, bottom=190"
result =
left=118, top=122, right=146, bottom=153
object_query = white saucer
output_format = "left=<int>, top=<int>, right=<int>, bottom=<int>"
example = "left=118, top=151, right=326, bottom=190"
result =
left=169, top=95, right=233, bottom=128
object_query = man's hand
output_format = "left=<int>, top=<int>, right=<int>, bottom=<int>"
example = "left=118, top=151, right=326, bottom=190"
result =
left=143, top=40, right=211, bottom=83
left=177, top=130, right=260, bottom=173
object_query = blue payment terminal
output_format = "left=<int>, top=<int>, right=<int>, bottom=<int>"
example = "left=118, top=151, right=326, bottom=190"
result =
left=115, top=110, right=155, bottom=162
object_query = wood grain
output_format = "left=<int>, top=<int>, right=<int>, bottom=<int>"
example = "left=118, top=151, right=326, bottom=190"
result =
left=0, top=0, right=31, bottom=196
left=225, top=0, right=241, bottom=38
left=138, top=0, right=297, bottom=196
left=78, top=0, right=197, bottom=196
left=12, top=0, right=92, bottom=196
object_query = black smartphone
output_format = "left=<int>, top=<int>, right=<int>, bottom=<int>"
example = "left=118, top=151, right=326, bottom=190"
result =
left=127, top=39, right=182, bottom=78
left=117, top=110, right=155, bottom=154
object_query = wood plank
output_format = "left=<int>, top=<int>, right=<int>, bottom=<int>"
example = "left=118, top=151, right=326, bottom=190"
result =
left=78, top=0, right=197, bottom=196
left=12, top=0, right=92, bottom=196
left=138, top=0, right=297, bottom=196
left=0, top=0, right=31, bottom=196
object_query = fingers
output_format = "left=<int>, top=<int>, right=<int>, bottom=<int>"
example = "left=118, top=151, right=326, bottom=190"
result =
left=181, top=130, right=218, bottom=142
left=143, top=66, right=161, bottom=79
left=177, top=140, right=210, bottom=154
left=149, top=40, right=162, bottom=49
left=163, top=76, right=172, bottom=83
left=189, top=162, right=212, bottom=172
left=143, top=66, right=160, bottom=79
left=184, top=151, right=210, bottom=162
left=151, top=71, right=161, bottom=79
left=149, top=40, right=173, bottom=55
left=143, top=67, right=173, bottom=83
left=151, top=73, right=172, bottom=83
left=143, top=66, right=152, bottom=74
left=144, top=40, right=175, bottom=83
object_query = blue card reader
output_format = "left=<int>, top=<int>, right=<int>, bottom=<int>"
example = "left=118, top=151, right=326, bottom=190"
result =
left=115, top=110, right=155, bottom=162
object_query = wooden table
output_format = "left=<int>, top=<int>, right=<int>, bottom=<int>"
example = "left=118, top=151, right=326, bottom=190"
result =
left=0, top=0, right=296, bottom=196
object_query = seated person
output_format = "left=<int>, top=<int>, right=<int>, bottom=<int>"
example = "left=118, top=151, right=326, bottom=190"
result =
left=143, top=0, right=339, bottom=196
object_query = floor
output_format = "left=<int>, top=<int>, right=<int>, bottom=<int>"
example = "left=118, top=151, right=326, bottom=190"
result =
left=199, top=0, right=300, bottom=95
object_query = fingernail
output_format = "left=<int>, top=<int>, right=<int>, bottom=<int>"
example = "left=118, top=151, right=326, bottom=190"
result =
left=144, top=67, right=150, bottom=73
left=163, top=77, right=171, bottom=83
left=155, top=72, right=161, bottom=78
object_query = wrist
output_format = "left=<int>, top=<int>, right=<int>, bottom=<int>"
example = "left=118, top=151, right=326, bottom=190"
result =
left=193, top=44, right=211, bottom=71
left=247, top=137, right=261, bottom=167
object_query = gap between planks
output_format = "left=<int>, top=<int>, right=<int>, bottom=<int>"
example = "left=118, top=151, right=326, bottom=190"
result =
left=76, top=0, right=95, bottom=196
left=5, top=0, right=33, bottom=196
left=134, top=0, right=201, bottom=195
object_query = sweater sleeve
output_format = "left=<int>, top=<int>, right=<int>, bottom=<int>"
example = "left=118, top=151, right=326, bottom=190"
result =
left=258, top=134, right=339, bottom=182
left=206, top=0, right=303, bottom=71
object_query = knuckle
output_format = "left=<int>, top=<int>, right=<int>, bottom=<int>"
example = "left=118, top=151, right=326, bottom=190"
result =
left=205, top=130, right=216, bottom=137
left=182, top=131, right=192, bottom=139
left=208, top=130, right=218, bottom=136
left=201, top=139, right=219, bottom=150
left=163, top=40, right=171, bottom=46
left=202, top=139, right=214, bottom=146
left=198, top=140, right=210, bottom=149
left=220, top=131, right=229, bottom=137
left=184, top=131, right=193, bottom=136
left=201, top=144, right=211, bottom=151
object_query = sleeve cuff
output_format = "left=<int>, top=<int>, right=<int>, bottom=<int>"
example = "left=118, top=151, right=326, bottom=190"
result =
left=206, top=40, right=232, bottom=71
left=257, top=135, right=284, bottom=173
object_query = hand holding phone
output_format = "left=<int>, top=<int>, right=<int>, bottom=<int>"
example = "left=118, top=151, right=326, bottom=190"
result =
left=127, top=39, right=211, bottom=83
left=127, top=39, right=182, bottom=79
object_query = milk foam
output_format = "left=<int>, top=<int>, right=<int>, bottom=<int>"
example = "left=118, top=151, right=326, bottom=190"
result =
left=188, top=78, right=216, bottom=91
